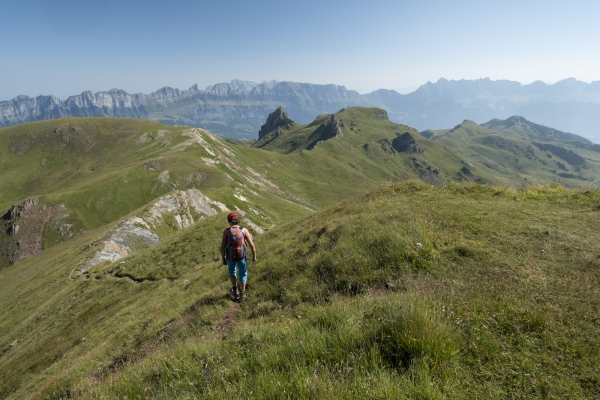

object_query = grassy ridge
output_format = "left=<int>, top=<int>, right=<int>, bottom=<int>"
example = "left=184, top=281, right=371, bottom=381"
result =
left=0, top=118, right=186, bottom=210
left=2, top=182, right=599, bottom=398
left=3, top=112, right=596, bottom=270
left=0, top=118, right=318, bottom=269
left=253, top=107, right=471, bottom=188
left=2, top=112, right=600, bottom=398
left=433, top=119, right=600, bottom=188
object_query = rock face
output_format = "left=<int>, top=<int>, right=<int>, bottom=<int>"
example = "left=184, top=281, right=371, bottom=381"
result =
left=80, top=188, right=227, bottom=273
left=331, top=115, right=343, bottom=138
left=305, top=114, right=345, bottom=150
left=370, top=111, right=389, bottom=120
left=258, top=107, right=294, bottom=139
left=460, top=166, right=472, bottom=175
left=2, top=78, right=600, bottom=141
left=392, top=132, right=423, bottom=153
left=0, top=82, right=374, bottom=140
left=1, top=198, right=73, bottom=267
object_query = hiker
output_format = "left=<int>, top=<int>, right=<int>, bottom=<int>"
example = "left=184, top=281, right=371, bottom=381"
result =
left=220, top=212, right=257, bottom=302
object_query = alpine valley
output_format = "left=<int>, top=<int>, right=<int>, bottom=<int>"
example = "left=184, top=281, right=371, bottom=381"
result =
left=1, top=104, right=599, bottom=398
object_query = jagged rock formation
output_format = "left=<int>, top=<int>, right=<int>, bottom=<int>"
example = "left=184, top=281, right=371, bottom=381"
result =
left=306, top=114, right=345, bottom=150
left=1, top=198, right=73, bottom=266
left=258, top=107, right=294, bottom=139
left=331, top=115, right=343, bottom=137
left=392, top=132, right=424, bottom=153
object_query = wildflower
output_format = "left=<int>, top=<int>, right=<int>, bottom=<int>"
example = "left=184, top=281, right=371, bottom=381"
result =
left=205, top=370, right=211, bottom=379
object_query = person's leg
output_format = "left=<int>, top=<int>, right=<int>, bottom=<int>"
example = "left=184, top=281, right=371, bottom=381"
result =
left=227, top=261, right=238, bottom=298
left=237, top=259, right=248, bottom=293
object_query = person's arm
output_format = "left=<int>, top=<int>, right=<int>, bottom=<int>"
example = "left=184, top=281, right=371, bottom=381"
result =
left=220, top=231, right=227, bottom=264
left=244, top=229, right=257, bottom=263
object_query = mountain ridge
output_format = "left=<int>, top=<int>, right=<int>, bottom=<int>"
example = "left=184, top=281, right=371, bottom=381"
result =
left=2, top=110, right=600, bottom=397
left=3, top=78, right=600, bottom=142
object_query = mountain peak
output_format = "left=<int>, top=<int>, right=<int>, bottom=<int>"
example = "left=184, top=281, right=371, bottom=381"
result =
left=258, top=107, right=294, bottom=139
left=482, top=115, right=590, bottom=144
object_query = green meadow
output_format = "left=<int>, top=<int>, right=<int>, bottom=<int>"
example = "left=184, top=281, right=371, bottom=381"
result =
left=1, top=182, right=599, bottom=398
left=1, top=111, right=600, bottom=398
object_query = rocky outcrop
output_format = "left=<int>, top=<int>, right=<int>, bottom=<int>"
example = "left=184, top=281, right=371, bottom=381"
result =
left=392, top=132, right=423, bottom=153
left=258, top=107, right=294, bottom=139
left=306, top=114, right=346, bottom=150
left=8, top=198, right=39, bottom=220
left=419, top=130, right=437, bottom=139
left=460, top=166, right=472, bottom=175
left=1, top=198, right=73, bottom=267
left=331, top=115, right=343, bottom=137
left=370, top=111, right=389, bottom=120
left=532, top=142, right=586, bottom=166
left=80, top=188, right=228, bottom=273
left=378, top=138, right=395, bottom=154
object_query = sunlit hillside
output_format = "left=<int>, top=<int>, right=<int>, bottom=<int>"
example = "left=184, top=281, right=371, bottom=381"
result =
left=1, top=182, right=599, bottom=398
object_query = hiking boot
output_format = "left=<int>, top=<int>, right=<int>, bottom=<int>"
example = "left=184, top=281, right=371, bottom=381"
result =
left=239, top=291, right=247, bottom=303
left=230, top=287, right=239, bottom=300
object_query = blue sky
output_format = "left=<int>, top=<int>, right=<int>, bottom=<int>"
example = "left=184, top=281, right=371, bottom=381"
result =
left=2, top=0, right=599, bottom=100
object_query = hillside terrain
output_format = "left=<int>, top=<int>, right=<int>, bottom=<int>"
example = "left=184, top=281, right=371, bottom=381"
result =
left=2, top=110, right=599, bottom=270
left=1, top=182, right=599, bottom=398
left=423, top=116, right=600, bottom=188
left=0, top=108, right=477, bottom=270
left=0, top=117, right=320, bottom=270
left=2, top=78, right=600, bottom=142
left=252, top=106, right=479, bottom=185
left=1, top=110, right=600, bottom=398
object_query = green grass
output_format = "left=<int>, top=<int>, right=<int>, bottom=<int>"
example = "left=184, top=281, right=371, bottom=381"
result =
left=4, top=112, right=598, bottom=271
left=0, top=118, right=317, bottom=269
left=433, top=120, right=600, bottom=188
left=2, top=113, right=600, bottom=398
left=2, top=182, right=600, bottom=398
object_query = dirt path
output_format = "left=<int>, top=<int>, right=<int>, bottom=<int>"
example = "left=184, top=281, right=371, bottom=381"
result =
left=209, top=300, right=240, bottom=340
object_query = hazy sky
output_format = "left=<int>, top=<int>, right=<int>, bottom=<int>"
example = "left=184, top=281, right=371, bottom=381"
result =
left=2, top=0, right=599, bottom=100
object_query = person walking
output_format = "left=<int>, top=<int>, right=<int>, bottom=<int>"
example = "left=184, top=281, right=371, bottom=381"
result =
left=220, top=212, right=257, bottom=302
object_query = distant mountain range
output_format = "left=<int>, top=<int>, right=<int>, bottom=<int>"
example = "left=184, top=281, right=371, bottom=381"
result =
left=2, top=78, right=599, bottom=142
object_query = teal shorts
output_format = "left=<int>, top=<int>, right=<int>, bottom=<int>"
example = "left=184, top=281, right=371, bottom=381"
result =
left=227, top=259, right=248, bottom=282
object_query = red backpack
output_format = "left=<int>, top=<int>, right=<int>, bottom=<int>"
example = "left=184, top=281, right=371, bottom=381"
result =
left=226, top=227, right=247, bottom=261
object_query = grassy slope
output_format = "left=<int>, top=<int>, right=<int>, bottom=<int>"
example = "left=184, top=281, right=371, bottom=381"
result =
left=1, top=182, right=599, bottom=398
left=253, top=107, right=473, bottom=186
left=434, top=120, right=600, bottom=188
left=2, top=113, right=600, bottom=398
left=0, top=118, right=184, bottom=211
left=0, top=118, right=324, bottom=269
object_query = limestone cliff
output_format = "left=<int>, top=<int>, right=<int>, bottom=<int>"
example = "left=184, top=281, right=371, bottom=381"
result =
left=79, top=188, right=228, bottom=273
